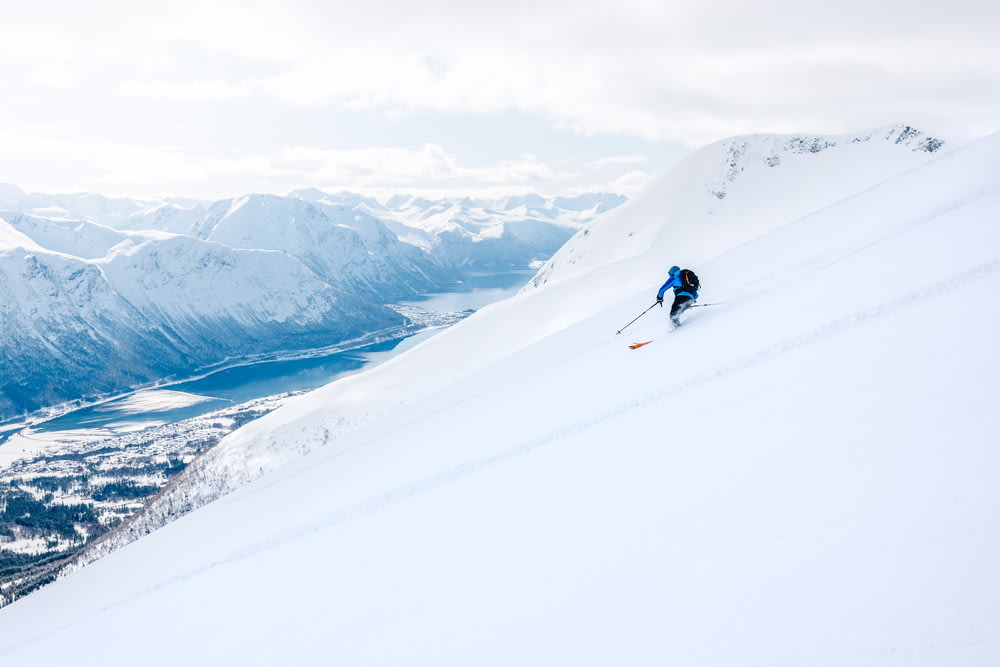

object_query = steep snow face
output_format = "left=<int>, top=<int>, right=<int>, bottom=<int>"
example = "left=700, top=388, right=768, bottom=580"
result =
left=526, top=124, right=947, bottom=291
left=190, top=194, right=334, bottom=251
left=304, top=198, right=460, bottom=299
left=100, top=234, right=363, bottom=326
left=0, top=234, right=170, bottom=419
left=3, top=127, right=996, bottom=666
left=0, top=217, right=45, bottom=252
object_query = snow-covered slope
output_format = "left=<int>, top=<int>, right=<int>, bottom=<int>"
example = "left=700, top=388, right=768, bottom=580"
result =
left=2, top=125, right=999, bottom=666
left=527, top=124, right=947, bottom=291
left=0, top=233, right=169, bottom=420
left=99, top=234, right=399, bottom=350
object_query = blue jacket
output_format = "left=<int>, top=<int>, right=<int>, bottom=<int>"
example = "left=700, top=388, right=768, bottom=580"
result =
left=657, top=275, right=698, bottom=301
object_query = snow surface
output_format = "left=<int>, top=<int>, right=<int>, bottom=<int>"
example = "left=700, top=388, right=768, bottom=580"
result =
left=1, top=126, right=998, bottom=666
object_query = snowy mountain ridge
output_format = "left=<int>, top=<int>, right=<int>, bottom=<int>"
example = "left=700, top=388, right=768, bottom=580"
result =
left=526, top=123, right=948, bottom=291
left=706, top=123, right=944, bottom=201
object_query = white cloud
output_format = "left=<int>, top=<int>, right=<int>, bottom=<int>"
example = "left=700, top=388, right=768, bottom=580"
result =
left=606, top=170, right=656, bottom=194
left=585, top=155, right=647, bottom=169
left=120, top=79, right=250, bottom=101
left=0, top=130, right=590, bottom=199
left=2, top=0, right=997, bottom=198
left=28, top=63, right=80, bottom=88
left=306, top=2, right=992, bottom=143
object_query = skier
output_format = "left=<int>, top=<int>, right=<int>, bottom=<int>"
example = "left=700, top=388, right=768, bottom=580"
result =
left=656, top=265, right=700, bottom=327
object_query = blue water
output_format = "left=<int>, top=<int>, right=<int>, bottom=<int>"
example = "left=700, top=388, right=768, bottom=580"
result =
left=10, top=270, right=533, bottom=441
left=399, top=270, right=533, bottom=313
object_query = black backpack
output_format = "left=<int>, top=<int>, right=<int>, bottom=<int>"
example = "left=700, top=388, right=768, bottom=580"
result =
left=679, top=269, right=700, bottom=293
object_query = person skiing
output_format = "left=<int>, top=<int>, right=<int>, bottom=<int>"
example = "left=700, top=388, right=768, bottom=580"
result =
left=656, top=265, right=700, bottom=327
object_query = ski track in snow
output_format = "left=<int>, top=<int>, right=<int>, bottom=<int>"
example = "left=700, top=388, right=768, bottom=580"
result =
left=6, top=256, right=997, bottom=654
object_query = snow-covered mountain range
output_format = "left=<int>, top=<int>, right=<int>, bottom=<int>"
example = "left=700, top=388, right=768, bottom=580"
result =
left=0, top=189, right=622, bottom=422
left=3, top=123, right=997, bottom=665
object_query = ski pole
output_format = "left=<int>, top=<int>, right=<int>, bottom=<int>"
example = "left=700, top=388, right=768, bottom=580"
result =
left=690, top=302, right=724, bottom=308
left=616, top=302, right=659, bottom=334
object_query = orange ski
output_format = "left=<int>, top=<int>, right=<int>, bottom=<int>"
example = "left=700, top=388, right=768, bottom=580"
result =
left=628, top=341, right=652, bottom=350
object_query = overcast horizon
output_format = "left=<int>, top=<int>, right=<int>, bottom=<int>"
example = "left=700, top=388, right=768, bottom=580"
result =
left=2, top=0, right=997, bottom=201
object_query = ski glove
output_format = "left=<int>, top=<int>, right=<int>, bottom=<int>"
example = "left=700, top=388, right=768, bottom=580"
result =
left=656, top=297, right=663, bottom=306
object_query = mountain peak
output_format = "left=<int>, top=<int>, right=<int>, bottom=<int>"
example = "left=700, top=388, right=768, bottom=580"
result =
left=287, top=187, right=330, bottom=203
left=700, top=124, right=948, bottom=201
left=0, top=182, right=26, bottom=205
left=879, top=123, right=946, bottom=152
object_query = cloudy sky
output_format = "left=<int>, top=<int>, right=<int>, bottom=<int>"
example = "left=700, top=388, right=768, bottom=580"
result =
left=1, top=0, right=997, bottom=201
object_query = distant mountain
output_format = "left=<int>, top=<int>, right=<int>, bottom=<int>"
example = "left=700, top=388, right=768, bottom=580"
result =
left=188, top=194, right=454, bottom=300
left=0, top=236, right=166, bottom=419
left=369, top=192, right=626, bottom=270
left=11, top=190, right=155, bottom=225
left=1, top=187, right=624, bottom=277
left=0, top=220, right=404, bottom=421
left=0, top=187, right=625, bottom=423
left=0, top=186, right=625, bottom=283
left=4, top=213, right=134, bottom=260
